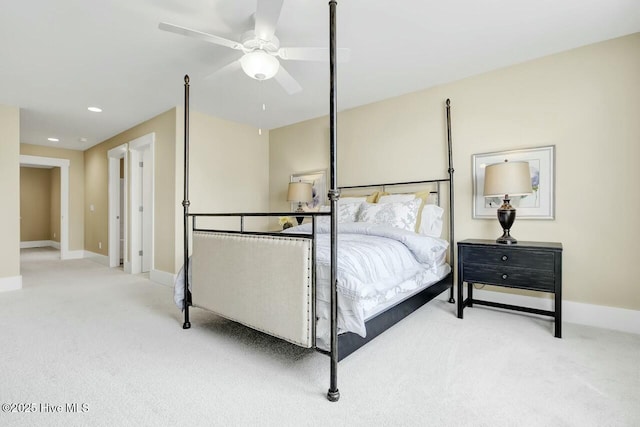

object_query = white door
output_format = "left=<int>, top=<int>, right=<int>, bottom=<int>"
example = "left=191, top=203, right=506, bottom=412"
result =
left=128, top=133, right=154, bottom=275
left=119, top=178, right=125, bottom=265
left=140, top=147, right=153, bottom=273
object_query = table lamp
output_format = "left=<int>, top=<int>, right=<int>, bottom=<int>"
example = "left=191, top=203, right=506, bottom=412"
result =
left=483, top=160, right=532, bottom=244
left=287, top=182, right=313, bottom=225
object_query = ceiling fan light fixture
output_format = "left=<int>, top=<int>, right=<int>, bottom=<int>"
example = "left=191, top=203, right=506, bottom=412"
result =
left=240, top=50, right=279, bottom=80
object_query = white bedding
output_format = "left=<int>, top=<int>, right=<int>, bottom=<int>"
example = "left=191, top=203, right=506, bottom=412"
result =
left=174, top=222, right=450, bottom=349
left=288, top=222, right=449, bottom=350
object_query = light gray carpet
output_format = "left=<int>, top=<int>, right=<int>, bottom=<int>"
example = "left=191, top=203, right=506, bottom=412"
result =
left=1, top=247, right=639, bottom=426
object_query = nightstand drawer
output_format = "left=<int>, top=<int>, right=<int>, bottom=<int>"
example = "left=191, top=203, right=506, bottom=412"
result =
left=463, top=246, right=554, bottom=271
left=462, top=264, right=555, bottom=292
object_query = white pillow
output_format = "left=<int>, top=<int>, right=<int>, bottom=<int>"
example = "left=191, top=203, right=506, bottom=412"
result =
left=419, top=204, right=444, bottom=237
left=377, top=194, right=416, bottom=204
left=378, top=193, right=444, bottom=237
left=356, top=199, right=421, bottom=232
left=339, top=197, right=367, bottom=205
left=319, top=203, right=361, bottom=223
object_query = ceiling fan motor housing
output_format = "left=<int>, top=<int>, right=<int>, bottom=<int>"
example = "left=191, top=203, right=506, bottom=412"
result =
left=241, top=31, right=279, bottom=53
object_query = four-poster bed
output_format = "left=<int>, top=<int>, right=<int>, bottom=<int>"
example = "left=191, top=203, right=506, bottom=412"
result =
left=177, top=1, right=455, bottom=401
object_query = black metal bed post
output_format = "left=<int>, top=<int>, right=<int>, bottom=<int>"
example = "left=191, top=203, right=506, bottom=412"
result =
left=182, top=75, right=192, bottom=329
left=327, top=0, right=340, bottom=403
left=445, top=99, right=455, bottom=304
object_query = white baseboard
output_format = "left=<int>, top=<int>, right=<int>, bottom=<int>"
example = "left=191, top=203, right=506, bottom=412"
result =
left=0, top=275, right=22, bottom=292
left=150, top=269, right=175, bottom=287
left=445, top=287, right=640, bottom=335
left=559, top=299, right=640, bottom=336
left=20, top=240, right=59, bottom=249
left=84, top=251, right=110, bottom=266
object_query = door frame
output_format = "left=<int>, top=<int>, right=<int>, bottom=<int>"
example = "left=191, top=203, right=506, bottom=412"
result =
left=108, top=143, right=128, bottom=268
left=19, top=155, right=70, bottom=259
left=128, top=133, right=155, bottom=274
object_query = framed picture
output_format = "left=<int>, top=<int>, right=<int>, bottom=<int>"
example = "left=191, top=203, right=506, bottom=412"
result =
left=290, top=169, right=327, bottom=211
left=472, top=145, right=555, bottom=219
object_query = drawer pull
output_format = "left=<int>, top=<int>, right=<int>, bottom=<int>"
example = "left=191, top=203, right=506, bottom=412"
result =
left=501, top=255, right=508, bottom=261
left=502, top=274, right=508, bottom=280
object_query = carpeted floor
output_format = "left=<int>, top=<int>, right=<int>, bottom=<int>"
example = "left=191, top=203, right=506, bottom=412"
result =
left=1, top=247, right=639, bottom=426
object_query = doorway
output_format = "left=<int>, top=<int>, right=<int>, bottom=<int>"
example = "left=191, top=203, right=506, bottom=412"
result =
left=108, top=144, right=128, bottom=268
left=19, top=155, right=70, bottom=259
left=19, top=165, right=60, bottom=251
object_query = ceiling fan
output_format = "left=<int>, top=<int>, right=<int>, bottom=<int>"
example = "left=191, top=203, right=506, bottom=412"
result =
left=159, top=0, right=349, bottom=94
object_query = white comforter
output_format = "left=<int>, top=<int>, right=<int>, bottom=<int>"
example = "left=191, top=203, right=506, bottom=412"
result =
left=174, top=222, right=449, bottom=346
left=289, top=222, right=447, bottom=299
left=288, top=222, right=448, bottom=346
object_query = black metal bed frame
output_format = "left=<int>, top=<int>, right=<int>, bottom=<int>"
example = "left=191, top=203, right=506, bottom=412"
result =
left=180, top=1, right=455, bottom=402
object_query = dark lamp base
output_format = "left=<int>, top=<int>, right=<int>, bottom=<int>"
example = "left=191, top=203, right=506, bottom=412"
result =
left=496, top=198, right=518, bottom=245
left=496, top=233, right=517, bottom=245
left=295, top=204, right=305, bottom=225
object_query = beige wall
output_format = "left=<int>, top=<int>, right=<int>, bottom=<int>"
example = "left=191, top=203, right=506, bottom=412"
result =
left=269, top=33, right=640, bottom=311
left=20, top=144, right=85, bottom=251
left=173, top=108, right=269, bottom=272
left=0, top=105, right=20, bottom=281
left=20, top=167, right=52, bottom=241
left=269, top=119, right=330, bottom=212
left=84, top=108, right=177, bottom=273
left=83, top=107, right=268, bottom=275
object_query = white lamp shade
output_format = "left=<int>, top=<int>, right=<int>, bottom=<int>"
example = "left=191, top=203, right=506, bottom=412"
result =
left=483, top=161, right=533, bottom=197
left=287, top=182, right=313, bottom=202
left=240, top=51, right=280, bottom=80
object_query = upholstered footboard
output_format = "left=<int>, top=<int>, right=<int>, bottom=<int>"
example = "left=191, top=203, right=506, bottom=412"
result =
left=191, top=231, right=314, bottom=348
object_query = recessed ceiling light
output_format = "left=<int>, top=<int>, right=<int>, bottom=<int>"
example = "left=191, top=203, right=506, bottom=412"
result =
left=88, top=106, right=102, bottom=113
left=47, top=137, right=59, bottom=142
left=79, top=137, right=88, bottom=143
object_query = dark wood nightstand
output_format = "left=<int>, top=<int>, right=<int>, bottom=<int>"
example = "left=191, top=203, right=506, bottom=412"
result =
left=457, top=239, right=563, bottom=338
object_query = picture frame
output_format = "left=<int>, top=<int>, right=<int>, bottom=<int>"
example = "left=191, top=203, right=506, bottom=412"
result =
left=290, top=169, right=327, bottom=211
left=472, top=145, right=555, bottom=219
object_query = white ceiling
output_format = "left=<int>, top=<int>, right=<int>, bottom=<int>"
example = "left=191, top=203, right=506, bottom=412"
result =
left=1, top=0, right=639, bottom=151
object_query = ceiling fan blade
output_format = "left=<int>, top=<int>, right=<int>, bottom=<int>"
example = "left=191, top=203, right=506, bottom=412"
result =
left=273, top=65, right=302, bottom=94
left=159, top=22, right=242, bottom=50
left=254, top=0, right=283, bottom=41
left=277, top=47, right=351, bottom=62
left=204, top=58, right=242, bottom=80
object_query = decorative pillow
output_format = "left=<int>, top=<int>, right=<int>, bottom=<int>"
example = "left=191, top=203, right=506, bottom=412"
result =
left=365, top=191, right=384, bottom=203
left=356, top=199, right=421, bottom=232
left=377, top=194, right=416, bottom=204
left=338, top=197, right=367, bottom=205
left=377, top=191, right=443, bottom=237
left=319, top=203, right=361, bottom=223
left=338, top=203, right=361, bottom=223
